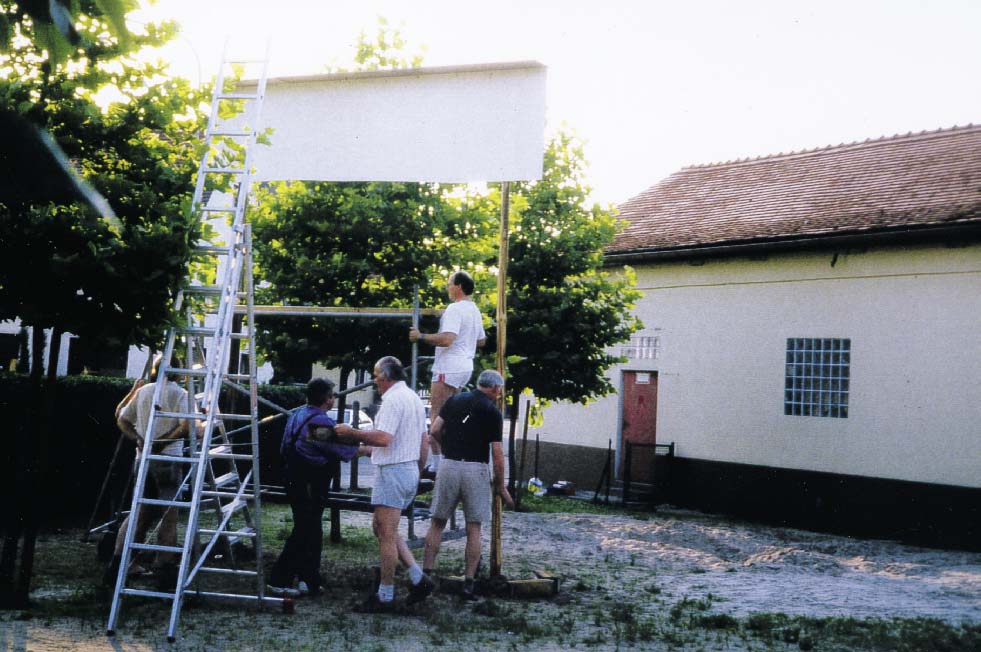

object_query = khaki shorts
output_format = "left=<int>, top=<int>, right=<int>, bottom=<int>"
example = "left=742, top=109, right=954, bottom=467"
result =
left=430, top=459, right=491, bottom=524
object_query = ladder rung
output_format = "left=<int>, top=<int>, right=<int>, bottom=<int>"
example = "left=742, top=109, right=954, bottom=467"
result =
left=147, top=453, right=200, bottom=464
left=197, top=567, right=258, bottom=577
left=213, top=472, right=240, bottom=488
left=203, top=167, right=245, bottom=174
left=206, top=413, right=254, bottom=422
left=180, top=327, right=216, bottom=336
left=199, top=526, right=256, bottom=540
left=208, top=445, right=253, bottom=461
left=199, top=206, right=237, bottom=213
left=184, top=286, right=247, bottom=298
left=217, top=93, right=259, bottom=100
left=202, top=490, right=256, bottom=500
left=130, top=542, right=183, bottom=554
left=213, top=453, right=255, bottom=461
left=167, top=366, right=207, bottom=377
left=185, top=331, right=250, bottom=340
left=155, top=410, right=204, bottom=420
left=120, top=587, right=176, bottom=600
left=210, top=129, right=253, bottom=137
left=139, top=497, right=193, bottom=509
left=185, top=285, right=224, bottom=296
left=221, top=499, right=247, bottom=514
left=194, top=245, right=231, bottom=256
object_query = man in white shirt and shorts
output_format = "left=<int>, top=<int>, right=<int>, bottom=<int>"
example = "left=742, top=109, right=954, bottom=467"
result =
left=335, top=356, right=432, bottom=611
left=409, top=271, right=486, bottom=476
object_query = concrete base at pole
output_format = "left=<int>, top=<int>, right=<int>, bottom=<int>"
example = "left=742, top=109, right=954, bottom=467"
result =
left=439, top=570, right=559, bottom=599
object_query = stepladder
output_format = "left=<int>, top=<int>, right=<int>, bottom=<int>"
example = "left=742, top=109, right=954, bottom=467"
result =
left=106, top=51, right=285, bottom=642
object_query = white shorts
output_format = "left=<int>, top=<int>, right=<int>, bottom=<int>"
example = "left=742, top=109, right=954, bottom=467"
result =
left=371, top=461, right=419, bottom=510
left=432, top=371, right=471, bottom=390
left=430, top=459, right=492, bottom=524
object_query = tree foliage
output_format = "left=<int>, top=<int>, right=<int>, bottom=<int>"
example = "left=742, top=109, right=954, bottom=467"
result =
left=0, top=0, right=135, bottom=66
left=504, top=131, right=643, bottom=407
left=0, top=2, right=209, bottom=349
left=0, top=1, right=208, bottom=607
left=336, top=16, right=425, bottom=72
left=251, top=180, right=454, bottom=380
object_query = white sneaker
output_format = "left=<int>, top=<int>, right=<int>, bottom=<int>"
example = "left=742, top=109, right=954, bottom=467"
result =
left=268, top=584, right=300, bottom=597
left=297, top=580, right=310, bottom=595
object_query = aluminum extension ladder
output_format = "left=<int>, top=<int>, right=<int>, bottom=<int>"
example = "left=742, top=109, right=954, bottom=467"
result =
left=107, top=50, right=281, bottom=642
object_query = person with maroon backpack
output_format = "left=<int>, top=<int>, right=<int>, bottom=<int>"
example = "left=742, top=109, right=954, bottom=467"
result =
left=268, top=377, right=356, bottom=597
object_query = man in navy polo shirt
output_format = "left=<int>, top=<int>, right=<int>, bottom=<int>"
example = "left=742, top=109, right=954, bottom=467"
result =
left=419, top=369, right=513, bottom=601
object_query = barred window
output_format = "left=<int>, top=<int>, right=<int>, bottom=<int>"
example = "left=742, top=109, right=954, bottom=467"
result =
left=784, top=338, right=850, bottom=418
left=621, top=335, right=659, bottom=360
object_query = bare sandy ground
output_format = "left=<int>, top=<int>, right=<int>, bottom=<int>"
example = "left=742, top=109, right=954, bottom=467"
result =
left=1, top=506, right=978, bottom=651
left=506, top=507, right=980, bottom=623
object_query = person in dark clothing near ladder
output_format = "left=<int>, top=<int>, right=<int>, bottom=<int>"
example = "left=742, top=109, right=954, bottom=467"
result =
left=419, top=369, right=513, bottom=600
left=269, top=377, right=358, bottom=597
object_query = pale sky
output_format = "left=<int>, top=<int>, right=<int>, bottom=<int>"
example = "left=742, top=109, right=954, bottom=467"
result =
left=131, top=0, right=981, bottom=206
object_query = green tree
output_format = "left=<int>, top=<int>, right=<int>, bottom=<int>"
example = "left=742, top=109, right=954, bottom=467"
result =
left=0, top=0, right=134, bottom=66
left=0, top=1, right=209, bottom=607
left=251, top=181, right=456, bottom=385
left=501, top=132, right=643, bottom=486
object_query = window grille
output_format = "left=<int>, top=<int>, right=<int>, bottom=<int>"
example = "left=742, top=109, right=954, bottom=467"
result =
left=784, top=338, right=850, bottom=418
left=621, top=335, right=659, bottom=360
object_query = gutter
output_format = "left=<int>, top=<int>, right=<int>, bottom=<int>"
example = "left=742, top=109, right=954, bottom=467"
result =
left=604, top=222, right=981, bottom=265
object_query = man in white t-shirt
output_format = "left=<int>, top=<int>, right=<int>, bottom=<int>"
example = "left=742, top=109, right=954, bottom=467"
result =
left=409, top=271, right=486, bottom=475
left=335, top=356, right=432, bottom=611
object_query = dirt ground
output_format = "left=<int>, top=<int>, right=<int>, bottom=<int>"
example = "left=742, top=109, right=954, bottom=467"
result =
left=1, top=505, right=978, bottom=651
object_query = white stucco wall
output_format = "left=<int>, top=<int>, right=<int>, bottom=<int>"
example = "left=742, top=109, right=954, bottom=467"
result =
left=532, top=242, right=981, bottom=488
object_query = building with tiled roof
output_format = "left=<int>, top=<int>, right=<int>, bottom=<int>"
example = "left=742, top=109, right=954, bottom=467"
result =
left=607, top=124, right=981, bottom=261
left=523, top=125, right=980, bottom=550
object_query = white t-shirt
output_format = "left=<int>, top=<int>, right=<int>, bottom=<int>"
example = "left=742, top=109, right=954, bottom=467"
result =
left=371, top=381, right=427, bottom=467
left=120, top=381, right=188, bottom=456
left=432, top=300, right=485, bottom=374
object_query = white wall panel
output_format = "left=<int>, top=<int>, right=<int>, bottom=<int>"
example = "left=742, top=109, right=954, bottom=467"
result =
left=246, top=62, right=546, bottom=183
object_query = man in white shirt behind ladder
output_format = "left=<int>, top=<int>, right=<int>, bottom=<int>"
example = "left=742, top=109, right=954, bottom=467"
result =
left=409, top=271, right=486, bottom=477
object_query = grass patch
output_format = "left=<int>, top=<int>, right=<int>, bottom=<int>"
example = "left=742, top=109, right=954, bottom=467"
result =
left=516, top=494, right=632, bottom=515
left=741, top=613, right=981, bottom=652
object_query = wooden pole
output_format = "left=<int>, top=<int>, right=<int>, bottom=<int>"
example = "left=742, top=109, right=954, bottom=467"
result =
left=491, top=181, right=510, bottom=578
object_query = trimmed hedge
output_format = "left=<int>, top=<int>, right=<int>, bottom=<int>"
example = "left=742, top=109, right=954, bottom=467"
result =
left=0, top=373, right=304, bottom=527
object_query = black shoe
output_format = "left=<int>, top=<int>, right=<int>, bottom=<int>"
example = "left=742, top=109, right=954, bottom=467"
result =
left=355, top=593, right=396, bottom=613
left=461, top=579, right=478, bottom=602
left=406, top=573, right=435, bottom=604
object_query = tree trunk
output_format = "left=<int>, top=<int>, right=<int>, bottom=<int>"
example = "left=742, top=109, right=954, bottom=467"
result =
left=15, top=326, right=61, bottom=606
left=0, top=327, right=47, bottom=607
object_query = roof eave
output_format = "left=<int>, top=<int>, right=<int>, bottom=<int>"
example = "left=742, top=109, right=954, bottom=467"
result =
left=604, top=222, right=981, bottom=265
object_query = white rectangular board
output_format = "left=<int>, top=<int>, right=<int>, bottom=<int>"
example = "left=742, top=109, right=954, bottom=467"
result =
left=244, top=61, right=546, bottom=183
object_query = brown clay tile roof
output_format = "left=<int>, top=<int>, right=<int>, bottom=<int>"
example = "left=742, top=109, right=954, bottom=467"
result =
left=608, top=124, right=981, bottom=256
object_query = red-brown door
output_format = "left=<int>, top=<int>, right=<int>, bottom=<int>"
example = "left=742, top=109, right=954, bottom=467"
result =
left=619, top=371, right=658, bottom=483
